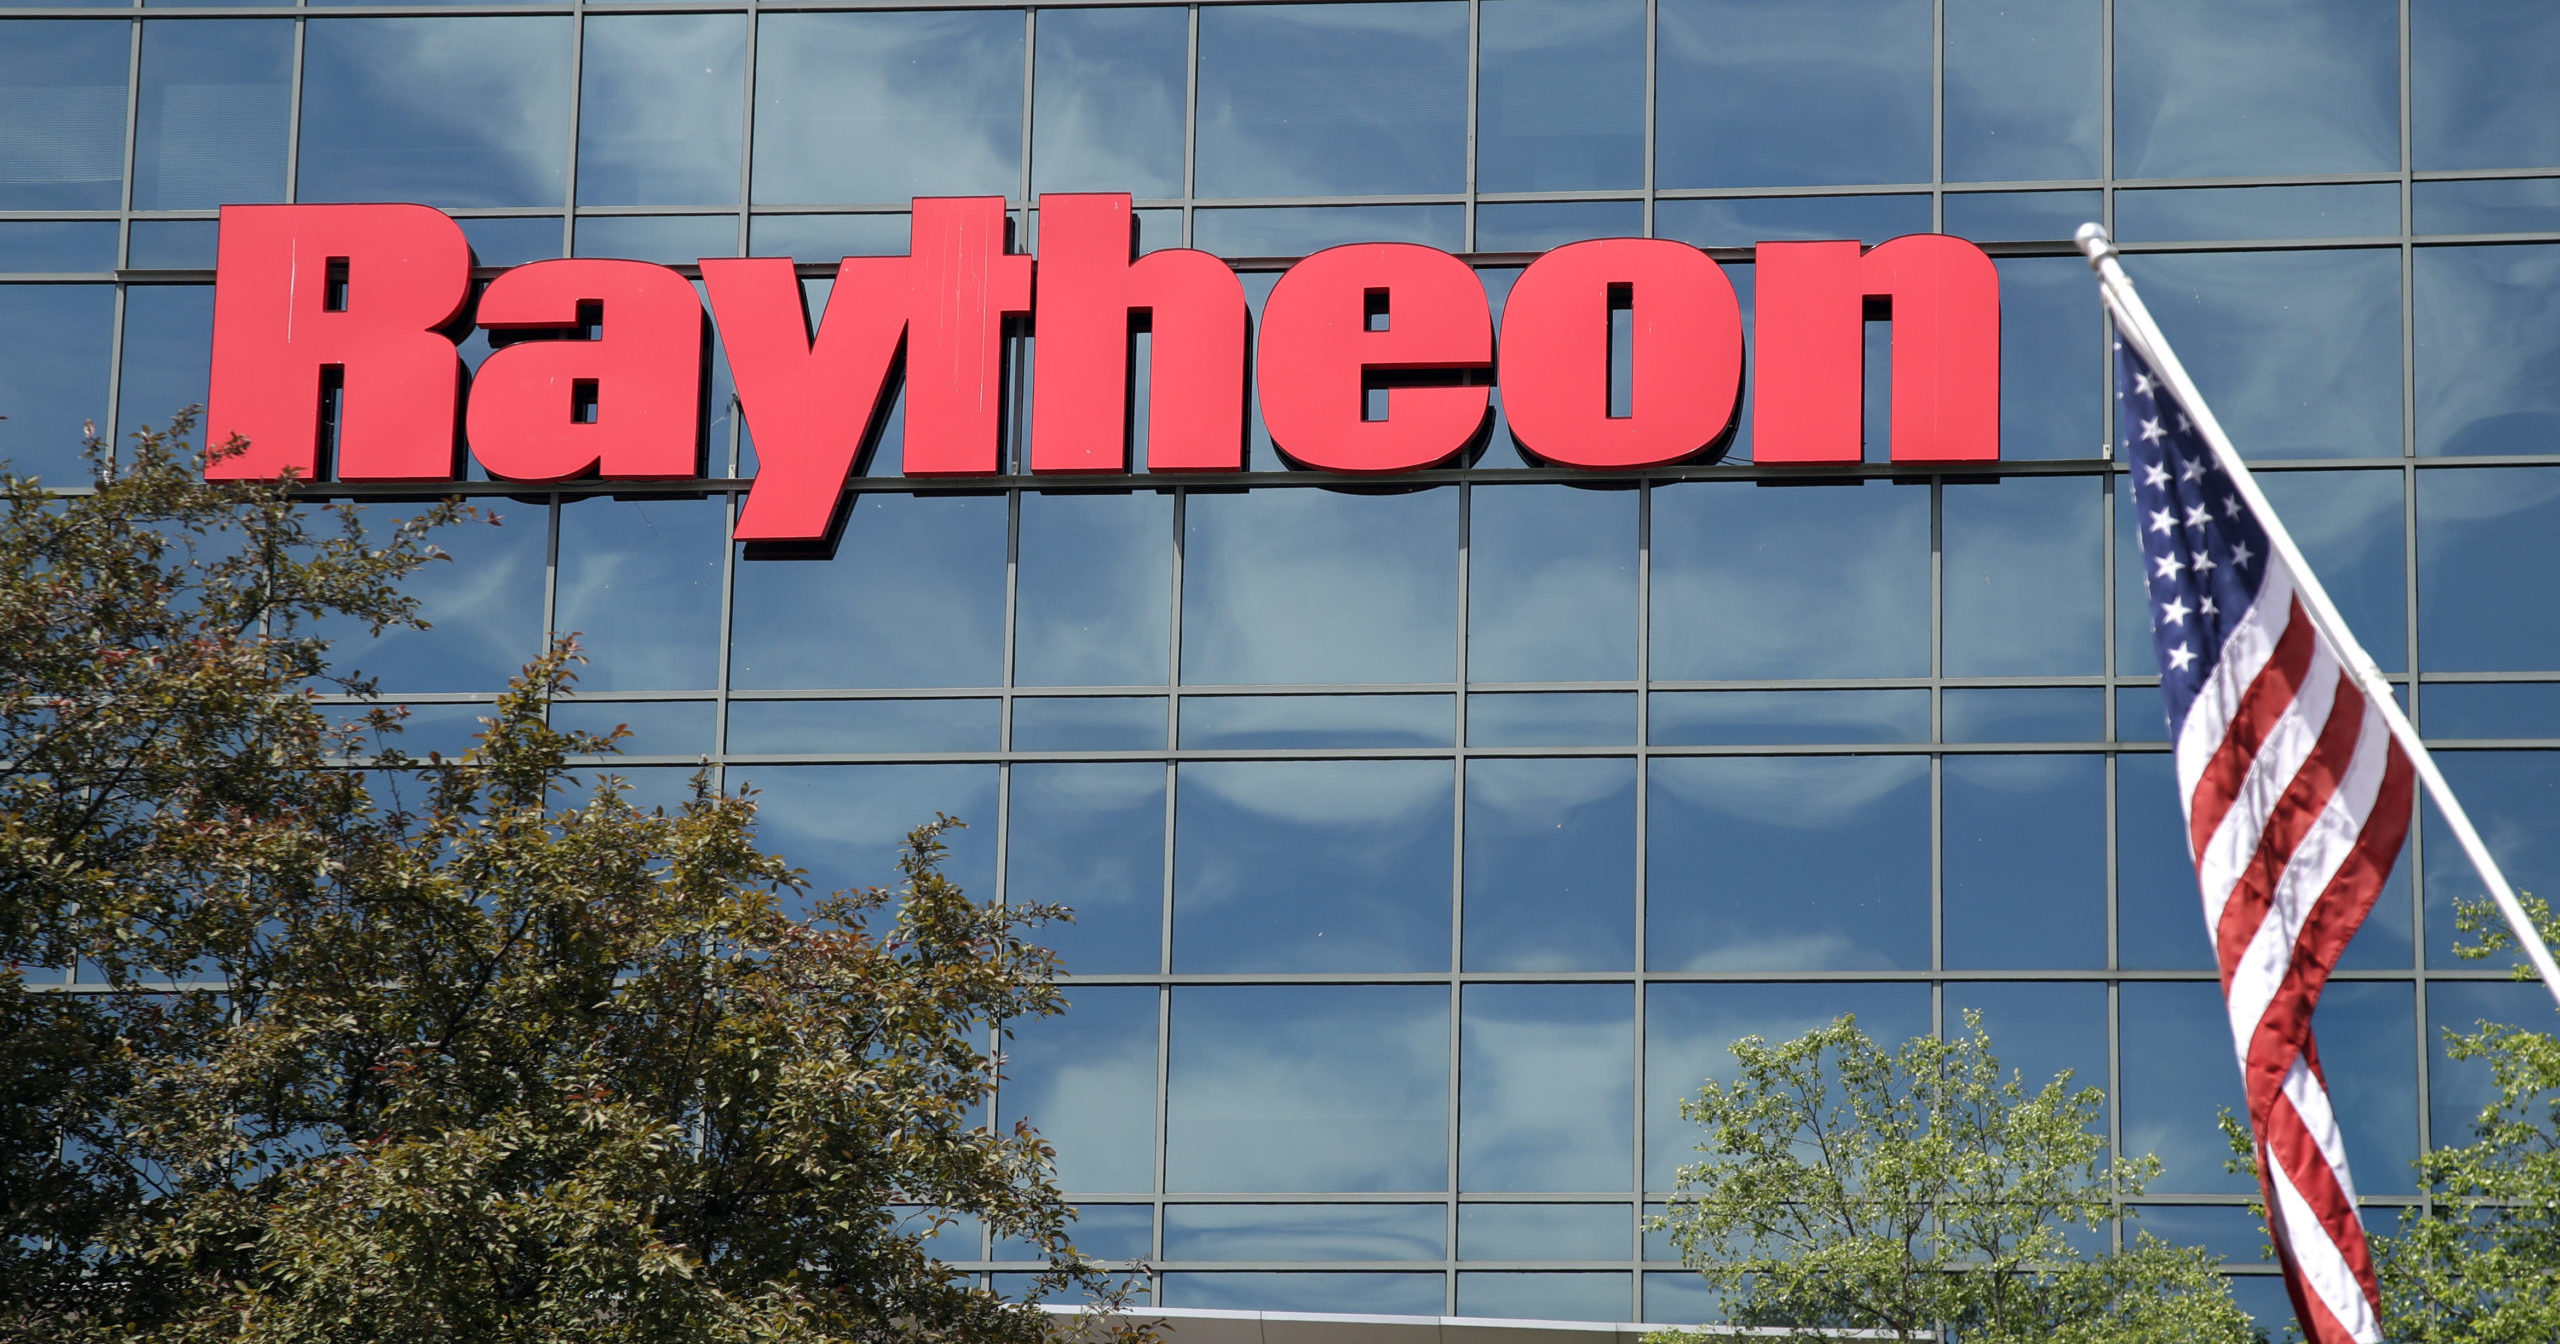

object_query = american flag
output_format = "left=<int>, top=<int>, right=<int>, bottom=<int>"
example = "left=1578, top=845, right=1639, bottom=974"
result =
left=2120, top=338, right=2413, bottom=1344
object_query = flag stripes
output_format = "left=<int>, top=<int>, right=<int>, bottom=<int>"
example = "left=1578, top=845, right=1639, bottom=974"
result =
left=2118, top=339, right=2409, bottom=1344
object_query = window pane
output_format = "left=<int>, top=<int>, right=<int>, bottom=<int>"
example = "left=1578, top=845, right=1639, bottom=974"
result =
left=1193, top=204, right=1465, bottom=257
left=1005, top=762, right=1164, bottom=976
left=2416, top=244, right=2560, bottom=458
left=1653, top=195, right=1932, bottom=249
left=0, top=220, right=115, bottom=273
left=2425, top=752, right=2560, bottom=970
left=1944, top=190, right=2104, bottom=245
left=547, top=699, right=712, bottom=756
left=1467, top=692, right=1635, bottom=747
left=2122, top=250, right=2401, bottom=460
left=1165, top=985, right=1448, bottom=1192
left=746, top=213, right=912, bottom=263
left=1461, top=984, right=1632, bottom=1192
left=1464, top=757, right=1634, bottom=972
left=1194, top=2, right=1466, bottom=199
left=2414, top=178, right=2560, bottom=236
left=2113, top=0, right=2397, bottom=178
left=1475, top=0, right=1643, bottom=193
left=114, top=284, right=214, bottom=444
left=1457, top=1272, right=1630, bottom=1323
left=1009, top=696, right=1166, bottom=751
left=571, top=214, right=737, bottom=265
left=2130, top=1205, right=2267, bottom=1265
left=2115, top=183, right=2399, bottom=242
left=1030, top=6, right=1186, bottom=199
left=996, top=1203, right=1151, bottom=1261
left=2118, top=981, right=2251, bottom=1193
left=1647, top=757, right=1931, bottom=972
left=2412, top=0, right=2560, bottom=173
left=577, top=14, right=745, bottom=208
left=1644, top=982, right=1928, bottom=1187
left=1172, top=760, right=1451, bottom=973
left=2422, top=683, right=2560, bottom=740
left=299, top=18, right=573, bottom=208
left=323, top=499, right=548, bottom=693
left=727, top=763, right=997, bottom=909
left=1651, top=481, right=1930, bottom=680
left=1015, top=490, right=1172, bottom=688
left=1649, top=690, right=1930, bottom=746
left=2417, top=468, right=2560, bottom=673
left=1474, top=200, right=1643, bottom=254
left=1657, top=0, right=1931, bottom=189
left=1642, top=1271, right=1723, bottom=1324
left=553, top=496, right=723, bottom=692
left=2427, top=980, right=2551, bottom=1143
left=1164, top=1272, right=1446, bottom=1315
left=1179, top=694, right=1451, bottom=749
left=135, top=19, right=289, bottom=209
left=1001, top=984, right=1157, bottom=1193
left=730, top=493, right=1007, bottom=689
left=2309, top=981, right=2420, bottom=1197
left=1468, top=484, right=1636, bottom=683
left=1458, top=1204, right=1628, bottom=1261
left=1996, top=256, right=2105, bottom=461
left=2257, top=469, right=2407, bottom=671
left=1943, top=982, right=2108, bottom=1102
left=0, top=20, right=128, bottom=210
left=457, top=216, right=561, bottom=266
left=725, top=699, right=1000, bottom=754
left=1182, top=487, right=1456, bottom=686
left=1941, top=688, right=2102, bottom=744
left=1943, top=475, right=2104, bottom=676
left=2117, top=752, right=2209, bottom=971
left=1944, top=0, right=2100, bottom=183
left=751, top=10, right=1023, bottom=206
left=1943, top=755, right=2105, bottom=970
left=1164, top=1204, right=1442, bottom=1261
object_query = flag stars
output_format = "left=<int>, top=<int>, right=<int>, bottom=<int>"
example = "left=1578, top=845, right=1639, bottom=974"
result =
left=2184, top=503, right=2212, bottom=529
left=2154, top=553, right=2185, bottom=580
left=2149, top=507, right=2176, bottom=535
left=2167, top=643, right=2197, bottom=671
left=2134, top=372, right=2158, bottom=397
left=2143, top=462, right=2170, bottom=489
left=2200, top=595, right=2218, bottom=616
left=2141, top=418, right=2168, bottom=443
left=2223, top=495, right=2245, bottom=519
left=2231, top=541, right=2255, bottom=569
left=2160, top=596, right=2192, bottom=626
left=2180, top=458, right=2205, bottom=483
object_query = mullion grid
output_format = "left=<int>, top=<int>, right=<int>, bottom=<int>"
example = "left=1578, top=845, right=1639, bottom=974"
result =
left=15, top=0, right=2515, bottom=1319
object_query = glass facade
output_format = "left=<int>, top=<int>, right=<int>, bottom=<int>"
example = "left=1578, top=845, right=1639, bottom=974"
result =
left=5, top=0, right=2559, bottom=1330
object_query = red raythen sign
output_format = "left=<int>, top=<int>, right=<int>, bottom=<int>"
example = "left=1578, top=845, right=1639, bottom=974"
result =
left=203, top=195, right=2002, bottom=544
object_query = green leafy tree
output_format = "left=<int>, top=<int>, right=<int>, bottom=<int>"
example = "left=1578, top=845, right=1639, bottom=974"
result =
left=1647, top=1012, right=2256, bottom=1344
left=0, top=419, right=1145, bottom=1343
left=2367, top=895, right=2560, bottom=1343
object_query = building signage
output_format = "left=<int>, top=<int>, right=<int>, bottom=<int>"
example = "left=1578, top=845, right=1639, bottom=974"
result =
left=203, top=196, right=2002, bottom=544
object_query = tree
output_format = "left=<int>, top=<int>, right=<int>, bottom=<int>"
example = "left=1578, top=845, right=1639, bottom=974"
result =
left=2366, top=895, right=2560, bottom=1343
left=0, top=419, right=1145, bottom=1343
left=1647, top=1012, right=2256, bottom=1344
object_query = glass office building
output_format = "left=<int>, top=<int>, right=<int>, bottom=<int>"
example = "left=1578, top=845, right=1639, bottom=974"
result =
left=6, top=0, right=2560, bottom=1329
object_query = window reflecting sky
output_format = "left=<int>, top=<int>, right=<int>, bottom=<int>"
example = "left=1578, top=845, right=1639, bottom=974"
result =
left=751, top=10, right=1022, bottom=205
left=22, top=3, right=2560, bottom=1326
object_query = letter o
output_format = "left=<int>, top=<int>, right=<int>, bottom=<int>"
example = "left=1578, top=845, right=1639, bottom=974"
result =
left=1498, top=238, right=1743, bottom=470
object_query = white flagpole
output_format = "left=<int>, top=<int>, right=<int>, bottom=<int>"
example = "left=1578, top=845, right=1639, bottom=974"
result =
left=2077, top=222, right=2560, bottom=1013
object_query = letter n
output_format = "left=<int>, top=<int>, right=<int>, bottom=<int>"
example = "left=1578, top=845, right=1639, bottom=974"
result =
left=1751, top=234, right=2000, bottom=464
